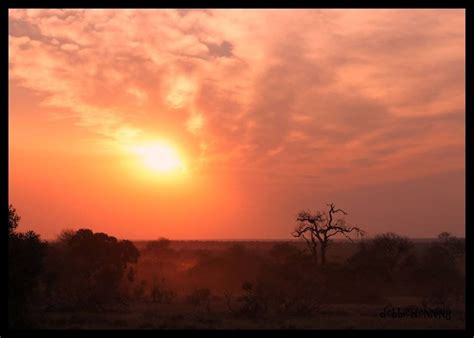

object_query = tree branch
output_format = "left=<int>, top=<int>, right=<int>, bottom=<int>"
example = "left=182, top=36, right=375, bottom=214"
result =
left=292, top=226, right=314, bottom=237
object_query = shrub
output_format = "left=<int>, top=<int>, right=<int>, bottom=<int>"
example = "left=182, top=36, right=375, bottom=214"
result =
left=187, top=288, right=212, bottom=312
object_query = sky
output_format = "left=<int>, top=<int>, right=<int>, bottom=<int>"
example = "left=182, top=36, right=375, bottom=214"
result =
left=9, top=9, right=465, bottom=240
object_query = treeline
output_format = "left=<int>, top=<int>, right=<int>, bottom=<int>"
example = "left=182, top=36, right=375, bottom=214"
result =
left=176, top=233, right=464, bottom=317
left=8, top=205, right=139, bottom=328
left=8, top=205, right=465, bottom=328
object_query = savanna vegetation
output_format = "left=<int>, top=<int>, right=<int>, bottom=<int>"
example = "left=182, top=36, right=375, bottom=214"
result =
left=8, top=204, right=465, bottom=329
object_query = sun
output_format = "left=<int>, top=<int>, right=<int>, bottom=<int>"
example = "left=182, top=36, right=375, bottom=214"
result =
left=129, top=141, right=185, bottom=175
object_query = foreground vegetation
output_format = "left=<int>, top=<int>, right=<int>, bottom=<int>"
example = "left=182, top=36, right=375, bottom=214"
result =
left=8, top=205, right=465, bottom=329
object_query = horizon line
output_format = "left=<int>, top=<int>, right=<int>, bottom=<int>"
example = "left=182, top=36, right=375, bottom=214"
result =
left=40, top=236, right=465, bottom=242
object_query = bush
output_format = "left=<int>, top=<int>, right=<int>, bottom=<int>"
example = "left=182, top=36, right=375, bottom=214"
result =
left=151, top=284, right=176, bottom=304
left=145, top=237, right=173, bottom=255
left=8, top=205, right=48, bottom=328
left=187, top=288, right=212, bottom=312
left=43, top=228, right=140, bottom=309
left=226, top=281, right=268, bottom=318
left=346, top=233, right=415, bottom=299
left=417, top=233, right=465, bottom=306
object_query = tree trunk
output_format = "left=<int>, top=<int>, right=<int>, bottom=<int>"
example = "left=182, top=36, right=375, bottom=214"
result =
left=320, top=242, right=327, bottom=266
left=312, top=245, right=319, bottom=265
left=310, top=234, right=319, bottom=265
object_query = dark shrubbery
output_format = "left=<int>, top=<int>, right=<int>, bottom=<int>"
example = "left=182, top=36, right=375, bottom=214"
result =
left=416, top=232, right=465, bottom=307
left=151, top=280, right=176, bottom=304
left=8, top=205, right=47, bottom=328
left=187, top=288, right=212, bottom=312
left=345, top=233, right=416, bottom=301
left=186, top=243, right=264, bottom=293
left=255, top=243, right=326, bottom=315
left=8, top=203, right=465, bottom=329
left=226, top=281, right=269, bottom=318
left=42, top=228, right=139, bottom=310
left=348, top=233, right=415, bottom=280
left=145, top=237, right=174, bottom=255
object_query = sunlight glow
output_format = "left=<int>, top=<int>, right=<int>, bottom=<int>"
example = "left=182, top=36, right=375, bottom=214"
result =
left=129, top=141, right=186, bottom=175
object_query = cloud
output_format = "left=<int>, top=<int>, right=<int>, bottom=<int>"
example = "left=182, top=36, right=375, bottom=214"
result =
left=186, top=112, right=204, bottom=135
left=60, top=43, right=79, bottom=51
left=204, top=40, right=234, bottom=58
left=8, top=9, right=465, bottom=189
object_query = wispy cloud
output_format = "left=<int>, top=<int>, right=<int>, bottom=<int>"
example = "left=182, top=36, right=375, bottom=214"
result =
left=9, top=9, right=465, bottom=188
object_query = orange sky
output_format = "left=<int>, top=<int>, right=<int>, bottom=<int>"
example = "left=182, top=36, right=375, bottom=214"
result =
left=9, top=9, right=465, bottom=240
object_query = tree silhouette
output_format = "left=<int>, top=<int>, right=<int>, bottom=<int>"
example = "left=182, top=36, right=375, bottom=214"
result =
left=9, top=204, right=20, bottom=236
left=8, top=205, right=47, bottom=328
left=226, top=281, right=268, bottom=318
left=436, top=232, right=464, bottom=260
left=145, top=237, right=173, bottom=255
left=347, top=232, right=415, bottom=285
left=418, top=232, right=465, bottom=306
left=292, top=203, right=364, bottom=265
left=45, top=228, right=140, bottom=309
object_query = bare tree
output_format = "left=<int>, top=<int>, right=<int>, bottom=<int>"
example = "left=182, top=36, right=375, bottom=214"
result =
left=292, top=203, right=364, bottom=266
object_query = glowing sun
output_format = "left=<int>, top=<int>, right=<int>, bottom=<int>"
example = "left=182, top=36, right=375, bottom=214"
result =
left=130, top=141, right=185, bottom=174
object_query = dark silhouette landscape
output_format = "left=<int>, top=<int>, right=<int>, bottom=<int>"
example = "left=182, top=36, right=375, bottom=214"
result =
left=8, top=204, right=465, bottom=329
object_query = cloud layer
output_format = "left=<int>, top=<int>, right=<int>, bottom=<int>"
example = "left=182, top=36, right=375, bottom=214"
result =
left=9, top=9, right=465, bottom=238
